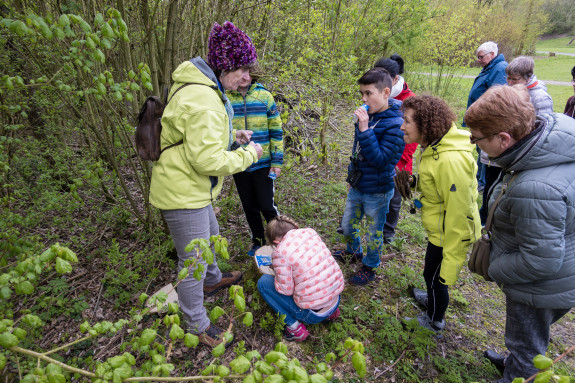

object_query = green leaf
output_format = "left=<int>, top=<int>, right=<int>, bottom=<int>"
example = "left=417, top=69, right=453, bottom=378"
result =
left=169, top=324, right=184, bottom=340
left=178, top=267, right=189, bottom=280
left=553, top=376, right=570, bottom=383
left=262, top=374, right=283, bottom=383
left=275, top=342, right=288, bottom=354
left=234, top=294, right=246, bottom=312
left=58, top=14, right=70, bottom=27
left=533, top=354, right=553, bottom=370
left=0, top=353, right=6, bottom=370
left=107, top=355, right=126, bottom=369
left=140, top=329, right=156, bottom=346
left=86, top=36, right=96, bottom=49
left=113, top=91, right=122, bottom=101
left=265, top=351, right=287, bottom=364
left=212, top=342, right=226, bottom=357
left=12, top=328, right=26, bottom=340
left=55, top=258, right=72, bottom=274
left=79, top=21, right=92, bottom=33
left=184, top=333, right=199, bottom=348
left=101, top=23, right=114, bottom=38
left=94, top=13, right=104, bottom=26
left=247, top=350, right=262, bottom=361
left=10, top=20, right=29, bottom=37
left=123, top=352, right=136, bottom=366
left=101, top=38, right=112, bottom=50
left=243, top=375, right=256, bottom=383
left=209, top=306, right=225, bottom=322
left=167, top=302, right=178, bottom=313
left=47, top=373, right=66, bottom=383
left=0, top=333, right=19, bottom=348
left=203, top=248, right=214, bottom=264
left=0, top=287, right=11, bottom=299
left=15, top=281, right=34, bottom=295
left=534, top=370, right=554, bottom=383
left=138, top=293, right=148, bottom=305
left=202, top=364, right=216, bottom=376
left=94, top=49, right=105, bottom=63
left=255, top=361, right=275, bottom=375
left=216, top=365, right=230, bottom=377
left=53, top=26, right=65, bottom=39
left=80, top=321, right=90, bottom=333
left=243, top=312, right=253, bottom=327
left=230, top=356, right=251, bottom=374
left=40, top=25, right=53, bottom=39
left=309, top=374, right=327, bottom=383
left=351, top=352, right=366, bottom=378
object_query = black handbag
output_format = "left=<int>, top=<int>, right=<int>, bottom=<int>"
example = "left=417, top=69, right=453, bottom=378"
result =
left=468, top=174, right=517, bottom=281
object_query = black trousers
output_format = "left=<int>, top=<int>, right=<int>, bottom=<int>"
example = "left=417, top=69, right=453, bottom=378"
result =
left=479, top=165, right=503, bottom=225
left=233, top=167, right=279, bottom=246
left=424, top=242, right=449, bottom=322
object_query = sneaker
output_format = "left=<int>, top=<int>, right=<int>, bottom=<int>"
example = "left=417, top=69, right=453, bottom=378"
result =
left=336, top=226, right=344, bottom=235
left=325, top=307, right=341, bottom=322
left=247, top=245, right=262, bottom=257
left=384, top=237, right=394, bottom=244
left=198, top=324, right=233, bottom=347
left=283, top=323, right=310, bottom=342
left=404, top=312, right=445, bottom=339
left=333, top=250, right=363, bottom=263
left=412, top=287, right=428, bottom=309
left=349, top=266, right=376, bottom=285
left=204, top=271, right=242, bottom=296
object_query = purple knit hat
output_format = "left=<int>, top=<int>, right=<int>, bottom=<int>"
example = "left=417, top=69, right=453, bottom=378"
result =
left=207, top=21, right=257, bottom=71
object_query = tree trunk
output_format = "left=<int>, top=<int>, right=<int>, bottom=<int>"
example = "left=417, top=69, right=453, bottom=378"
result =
left=163, top=0, right=179, bottom=88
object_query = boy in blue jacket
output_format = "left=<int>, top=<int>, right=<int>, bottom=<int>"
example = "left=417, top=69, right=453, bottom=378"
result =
left=334, top=68, right=405, bottom=285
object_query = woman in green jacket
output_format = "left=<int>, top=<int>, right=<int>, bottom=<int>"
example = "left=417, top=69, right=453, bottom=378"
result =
left=149, top=21, right=262, bottom=348
left=401, top=95, right=481, bottom=338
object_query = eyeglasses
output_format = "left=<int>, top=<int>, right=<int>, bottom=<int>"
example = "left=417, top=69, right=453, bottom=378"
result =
left=470, top=132, right=499, bottom=144
left=477, top=53, right=490, bottom=61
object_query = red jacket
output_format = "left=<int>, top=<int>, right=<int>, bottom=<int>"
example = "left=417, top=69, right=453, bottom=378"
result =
left=394, top=81, right=417, bottom=174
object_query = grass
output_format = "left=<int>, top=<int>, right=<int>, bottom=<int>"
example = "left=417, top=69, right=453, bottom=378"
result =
left=548, top=84, right=574, bottom=113
left=536, top=36, right=575, bottom=54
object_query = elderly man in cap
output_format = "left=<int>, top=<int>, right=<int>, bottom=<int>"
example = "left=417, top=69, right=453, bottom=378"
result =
left=464, top=41, right=508, bottom=223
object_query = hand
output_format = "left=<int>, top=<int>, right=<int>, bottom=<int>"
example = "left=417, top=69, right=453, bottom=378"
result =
left=270, top=167, right=281, bottom=178
left=236, top=130, right=253, bottom=145
left=249, top=142, right=263, bottom=159
left=394, top=170, right=412, bottom=200
left=354, top=106, right=369, bottom=132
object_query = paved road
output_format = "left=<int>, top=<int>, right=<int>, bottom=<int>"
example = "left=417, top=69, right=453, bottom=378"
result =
left=536, top=51, right=575, bottom=57
left=418, top=72, right=572, bottom=86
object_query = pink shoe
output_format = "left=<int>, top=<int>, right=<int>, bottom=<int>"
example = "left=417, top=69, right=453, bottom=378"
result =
left=283, top=323, right=310, bottom=342
left=326, top=307, right=341, bottom=322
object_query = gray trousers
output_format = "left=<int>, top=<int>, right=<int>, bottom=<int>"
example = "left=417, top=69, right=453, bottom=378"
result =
left=502, top=295, right=570, bottom=382
left=162, top=206, right=222, bottom=334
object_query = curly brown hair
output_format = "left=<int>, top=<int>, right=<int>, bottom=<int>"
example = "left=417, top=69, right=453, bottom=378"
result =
left=401, top=95, right=456, bottom=145
left=264, top=216, right=300, bottom=245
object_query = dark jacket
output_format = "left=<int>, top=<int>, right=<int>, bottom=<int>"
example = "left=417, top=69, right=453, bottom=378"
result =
left=488, top=113, right=575, bottom=309
left=462, top=54, right=507, bottom=126
left=347, top=98, right=404, bottom=194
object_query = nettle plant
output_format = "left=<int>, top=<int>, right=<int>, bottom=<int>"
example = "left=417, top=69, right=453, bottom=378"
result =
left=0, top=236, right=367, bottom=382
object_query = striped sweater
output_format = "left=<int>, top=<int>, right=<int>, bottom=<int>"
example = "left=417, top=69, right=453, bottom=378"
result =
left=228, top=83, right=283, bottom=171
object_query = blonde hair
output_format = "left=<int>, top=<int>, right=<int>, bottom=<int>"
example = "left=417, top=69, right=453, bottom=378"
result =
left=464, top=85, right=535, bottom=140
left=265, top=216, right=300, bottom=245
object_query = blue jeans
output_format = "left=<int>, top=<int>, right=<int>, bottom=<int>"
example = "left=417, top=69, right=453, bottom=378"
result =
left=257, top=274, right=339, bottom=326
left=476, top=146, right=486, bottom=188
left=341, top=187, right=394, bottom=268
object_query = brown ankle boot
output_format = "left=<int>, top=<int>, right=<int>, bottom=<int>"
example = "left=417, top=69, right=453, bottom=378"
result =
left=204, top=271, right=242, bottom=296
left=198, top=324, right=233, bottom=347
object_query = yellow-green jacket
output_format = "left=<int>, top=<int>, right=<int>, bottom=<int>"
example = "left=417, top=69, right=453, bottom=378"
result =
left=417, top=124, right=481, bottom=285
left=149, top=59, right=258, bottom=210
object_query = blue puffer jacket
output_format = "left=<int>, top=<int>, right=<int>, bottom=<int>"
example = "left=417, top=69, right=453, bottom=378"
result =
left=462, top=54, right=507, bottom=126
left=347, top=98, right=405, bottom=194
left=488, top=113, right=575, bottom=309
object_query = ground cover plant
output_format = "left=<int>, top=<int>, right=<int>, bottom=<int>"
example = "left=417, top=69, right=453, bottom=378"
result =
left=1, top=0, right=575, bottom=381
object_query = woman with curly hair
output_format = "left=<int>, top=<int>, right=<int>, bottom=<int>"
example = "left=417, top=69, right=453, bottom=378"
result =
left=402, top=95, right=481, bottom=338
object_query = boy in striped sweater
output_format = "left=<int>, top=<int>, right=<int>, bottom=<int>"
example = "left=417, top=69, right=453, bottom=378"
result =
left=228, top=73, right=284, bottom=256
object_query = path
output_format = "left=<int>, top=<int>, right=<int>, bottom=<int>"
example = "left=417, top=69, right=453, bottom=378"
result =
left=536, top=50, right=575, bottom=57
left=418, top=72, right=572, bottom=86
